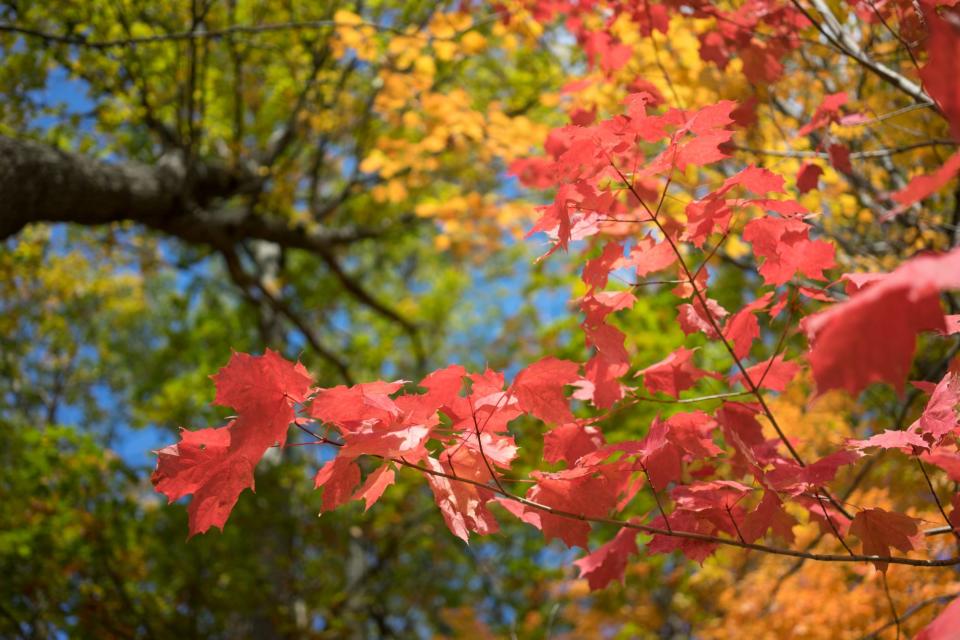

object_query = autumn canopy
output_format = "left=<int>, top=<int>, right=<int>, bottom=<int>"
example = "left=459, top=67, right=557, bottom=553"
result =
left=5, top=0, right=960, bottom=637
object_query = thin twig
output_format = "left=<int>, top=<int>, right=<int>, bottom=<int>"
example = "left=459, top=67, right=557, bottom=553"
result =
left=881, top=572, right=902, bottom=640
left=917, top=458, right=960, bottom=542
left=0, top=16, right=497, bottom=48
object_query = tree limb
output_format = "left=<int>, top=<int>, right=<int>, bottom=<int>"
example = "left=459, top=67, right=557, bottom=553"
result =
left=0, top=135, right=383, bottom=252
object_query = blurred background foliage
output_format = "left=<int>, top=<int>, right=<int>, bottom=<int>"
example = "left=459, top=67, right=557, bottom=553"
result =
left=3, top=0, right=960, bottom=638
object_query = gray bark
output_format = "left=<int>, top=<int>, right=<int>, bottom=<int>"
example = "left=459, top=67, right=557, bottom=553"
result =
left=0, top=135, right=374, bottom=251
left=1, top=135, right=228, bottom=237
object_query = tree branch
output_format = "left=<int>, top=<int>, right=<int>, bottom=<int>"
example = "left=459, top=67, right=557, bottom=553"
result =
left=0, top=135, right=388, bottom=253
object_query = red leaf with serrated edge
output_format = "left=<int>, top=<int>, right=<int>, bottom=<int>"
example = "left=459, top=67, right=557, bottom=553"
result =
left=797, top=92, right=847, bottom=137
left=887, top=151, right=960, bottom=217
left=681, top=165, right=786, bottom=246
left=665, top=411, right=723, bottom=460
left=683, top=197, right=732, bottom=247
left=351, top=465, right=396, bottom=511
left=152, top=424, right=255, bottom=537
left=153, top=351, right=314, bottom=536
left=641, top=416, right=684, bottom=489
left=581, top=354, right=628, bottom=409
left=339, top=417, right=434, bottom=462
left=619, top=235, right=676, bottom=277
left=425, top=457, right=499, bottom=542
left=922, top=449, right=960, bottom=482
left=741, top=491, right=796, bottom=543
left=672, top=480, right=751, bottom=513
left=639, top=347, right=714, bottom=398
left=743, top=216, right=835, bottom=286
left=582, top=241, right=623, bottom=290
left=574, top=528, right=638, bottom=591
left=730, top=165, right=786, bottom=194
left=916, top=594, right=960, bottom=640
left=644, top=102, right=736, bottom=174
left=677, top=297, right=728, bottom=340
left=723, top=292, right=774, bottom=359
left=765, top=450, right=860, bottom=496
left=153, top=426, right=232, bottom=503
left=828, top=144, right=852, bottom=174
left=213, top=350, right=314, bottom=456
left=647, top=511, right=718, bottom=563
left=513, top=357, right=580, bottom=425
left=796, top=163, right=823, bottom=193
left=849, top=508, right=922, bottom=571
left=310, top=381, right=404, bottom=427
left=520, top=462, right=633, bottom=548
left=417, top=364, right=467, bottom=413
left=919, top=8, right=960, bottom=141
left=583, top=321, right=629, bottom=365
left=724, top=310, right=758, bottom=359
left=717, top=402, right=782, bottom=474
left=910, top=372, right=960, bottom=444
left=314, top=456, right=361, bottom=512
left=544, top=423, right=606, bottom=466
left=580, top=291, right=636, bottom=328
left=212, top=349, right=313, bottom=414
left=803, top=249, right=960, bottom=396
left=733, top=355, right=801, bottom=392
left=847, top=429, right=929, bottom=452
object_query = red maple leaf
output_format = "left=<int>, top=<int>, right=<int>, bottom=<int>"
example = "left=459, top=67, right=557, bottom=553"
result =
left=309, top=380, right=405, bottom=427
left=639, top=347, right=714, bottom=398
left=919, top=8, right=960, bottom=141
left=887, top=151, right=960, bottom=217
left=152, top=425, right=255, bottom=537
left=582, top=240, right=624, bottom=291
left=664, top=411, right=723, bottom=460
left=579, top=354, right=629, bottom=409
left=797, top=92, right=848, bottom=136
left=153, top=351, right=314, bottom=535
left=916, top=594, right=960, bottom=640
left=847, top=429, right=929, bottom=453
left=803, top=249, right=960, bottom=395
left=743, top=216, right=835, bottom=286
left=425, top=455, right=500, bottom=542
left=512, top=357, right=581, bottom=424
left=765, top=450, right=860, bottom=496
left=849, top=508, right=922, bottom=571
left=543, top=422, right=606, bottom=466
left=733, top=354, right=801, bottom=392
left=677, top=297, right=729, bottom=339
left=574, top=528, right=639, bottom=591
left=827, top=143, right=852, bottom=174
left=314, top=456, right=361, bottom=512
left=910, top=372, right=960, bottom=444
left=352, top=465, right=396, bottom=511
left=619, top=234, right=676, bottom=277
left=741, top=491, right=796, bottom=543
left=796, top=163, right=823, bottom=193
left=723, top=292, right=773, bottom=359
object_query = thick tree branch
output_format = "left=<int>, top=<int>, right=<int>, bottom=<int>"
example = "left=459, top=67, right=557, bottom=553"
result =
left=0, top=135, right=244, bottom=236
left=0, top=135, right=383, bottom=252
left=791, top=0, right=932, bottom=106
